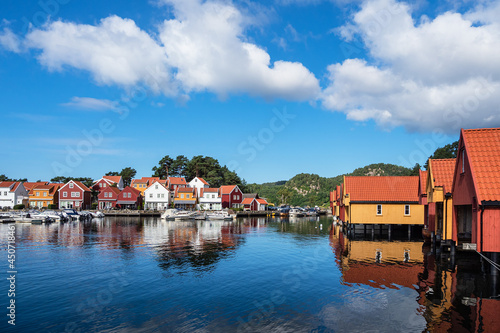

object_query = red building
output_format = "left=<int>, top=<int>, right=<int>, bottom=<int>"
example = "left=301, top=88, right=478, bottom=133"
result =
left=58, top=180, right=92, bottom=209
left=166, top=177, right=187, bottom=191
left=97, top=186, right=121, bottom=210
left=452, top=128, right=500, bottom=253
left=220, top=185, right=243, bottom=209
left=92, top=176, right=124, bottom=193
left=116, top=186, right=142, bottom=210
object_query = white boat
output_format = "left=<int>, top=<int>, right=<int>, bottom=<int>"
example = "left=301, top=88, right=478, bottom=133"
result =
left=289, top=208, right=305, bottom=217
left=161, top=209, right=197, bottom=220
left=91, top=211, right=105, bottom=218
left=206, top=211, right=233, bottom=220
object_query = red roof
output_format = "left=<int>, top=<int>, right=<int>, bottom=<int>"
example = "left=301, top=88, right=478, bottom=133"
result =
left=177, top=187, right=195, bottom=193
left=62, top=180, right=91, bottom=192
left=419, top=170, right=428, bottom=195
left=344, top=176, right=419, bottom=202
left=103, top=176, right=122, bottom=183
left=220, top=185, right=238, bottom=195
left=461, top=128, right=500, bottom=202
left=242, top=198, right=254, bottom=205
left=197, top=177, right=209, bottom=185
left=29, top=183, right=61, bottom=195
left=168, top=177, right=187, bottom=185
left=200, top=187, right=219, bottom=196
left=23, top=182, right=49, bottom=191
left=256, top=198, right=268, bottom=205
left=0, top=181, right=15, bottom=188
left=429, top=159, right=455, bottom=193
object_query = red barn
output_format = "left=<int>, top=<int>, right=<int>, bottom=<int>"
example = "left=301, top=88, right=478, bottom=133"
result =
left=220, top=185, right=243, bottom=209
left=452, top=128, right=500, bottom=254
left=116, top=186, right=142, bottom=210
left=98, top=186, right=121, bottom=210
left=59, top=180, right=92, bottom=209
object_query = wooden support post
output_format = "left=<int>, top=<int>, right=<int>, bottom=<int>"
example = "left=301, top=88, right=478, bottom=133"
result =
left=371, top=224, right=375, bottom=240
left=388, top=225, right=392, bottom=242
left=408, top=225, right=411, bottom=241
left=492, top=253, right=499, bottom=277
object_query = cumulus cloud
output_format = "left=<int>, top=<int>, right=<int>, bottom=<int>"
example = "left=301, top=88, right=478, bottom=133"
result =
left=23, top=0, right=320, bottom=102
left=322, top=0, right=500, bottom=132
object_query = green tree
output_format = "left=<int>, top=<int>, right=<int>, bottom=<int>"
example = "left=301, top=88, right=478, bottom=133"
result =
left=152, top=155, right=174, bottom=179
left=120, top=167, right=137, bottom=187
left=171, top=155, right=189, bottom=177
left=424, top=141, right=459, bottom=169
left=277, top=187, right=293, bottom=205
left=410, top=163, right=421, bottom=176
left=105, top=171, right=120, bottom=176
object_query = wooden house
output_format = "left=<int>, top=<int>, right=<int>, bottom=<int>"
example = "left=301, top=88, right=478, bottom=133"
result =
left=452, top=128, right=500, bottom=253
left=198, top=188, right=222, bottom=210
left=29, top=183, right=61, bottom=208
left=426, top=159, right=455, bottom=242
left=173, top=187, right=197, bottom=210
left=220, top=185, right=243, bottom=209
left=116, top=186, right=142, bottom=210
left=97, top=186, right=121, bottom=210
left=131, top=177, right=163, bottom=195
left=92, top=176, right=124, bottom=193
left=59, top=180, right=92, bottom=209
left=0, top=182, right=28, bottom=208
left=343, top=176, right=424, bottom=225
left=418, top=170, right=431, bottom=228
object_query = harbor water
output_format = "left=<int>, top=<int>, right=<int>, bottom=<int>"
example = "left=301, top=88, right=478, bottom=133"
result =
left=1, top=216, right=498, bottom=332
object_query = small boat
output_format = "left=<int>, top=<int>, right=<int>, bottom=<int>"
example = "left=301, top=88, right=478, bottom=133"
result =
left=91, top=211, right=105, bottom=218
left=206, top=211, right=233, bottom=220
left=194, top=211, right=207, bottom=220
left=161, top=209, right=197, bottom=220
left=289, top=208, right=305, bottom=217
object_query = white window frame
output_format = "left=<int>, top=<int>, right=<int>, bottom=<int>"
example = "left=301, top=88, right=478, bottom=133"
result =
left=376, top=204, right=382, bottom=215
left=69, top=183, right=74, bottom=188
left=63, top=192, right=67, bottom=198
left=404, top=205, right=410, bottom=216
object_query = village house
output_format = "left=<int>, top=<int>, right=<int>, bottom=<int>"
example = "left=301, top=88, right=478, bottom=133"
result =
left=173, top=187, right=197, bottom=210
left=29, top=183, right=61, bottom=208
left=452, top=128, right=500, bottom=254
left=220, top=185, right=243, bottom=209
left=0, top=181, right=29, bottom=208
left=426, top=159, right=455, bottom=243
left=241, top=194, right=268, bottom=211
left=418, top=170, right=430, bottom=228
left=131, top=177, right=164, bottom=195
left=144, top=181, right=170, bottom=210
left=116, top=186, right=142, bottom=210
left=167, top=177, right=188, bottom=200
left=98, top=186, right=121, bottom=210
left=92, top=175, right=124, bottom=193
left=198, top=188, right=222, bottom=210
left=188, top=177, right=209, bottom=196
left=59, top=180, right=92, bottom=209
left=342, top=176, right=424, bottom=226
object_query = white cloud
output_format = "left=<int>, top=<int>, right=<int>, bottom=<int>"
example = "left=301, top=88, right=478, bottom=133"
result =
left=23, top=0, right=320, bottom=102
left=322, top=0, right=500, bottom=132
left=159, top=0, right=320, bottom=100
left=0, top=27, right=22, bottom=53
left=61, top=97, right=120, bottom=111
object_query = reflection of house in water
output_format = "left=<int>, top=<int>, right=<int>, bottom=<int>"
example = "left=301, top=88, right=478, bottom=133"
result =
left=330, top=225, right=424, bottom=289
left=154, top=220, right=246, bottom=273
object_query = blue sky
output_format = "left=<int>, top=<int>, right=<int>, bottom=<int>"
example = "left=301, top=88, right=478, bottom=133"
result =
left=1, top=0, right=499, bottom=183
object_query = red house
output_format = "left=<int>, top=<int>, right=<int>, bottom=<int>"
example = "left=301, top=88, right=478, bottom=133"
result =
left=220, top=185, right=243, bottom=209
left=58, top=180, right=92, bottom=209
left=97, top=186, right=121, bottom=210
left=452, top=128, right=500, bottom=254
left=116, top=186, right=142, bottom=210
left=166, top=177, right=187, bottom=191
left=92, top=176, right=124, bottom=193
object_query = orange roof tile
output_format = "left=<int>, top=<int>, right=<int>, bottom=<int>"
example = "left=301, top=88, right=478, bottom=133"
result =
left=0, top=181, right=15, bottom=188
left=256, top=198, right=268, bottom=205
left=197, top=177, right=209, bottom=185
left=72, top=181, right=91, bottom=192
left=462, top=128, right=500, bottom=202
left=344, top=176, right=419, bottom=202
left=103, top=176, right=122, bottom=183
left=168, top=177, right=187, bottom=185
left=419, top=170, right=428, bottom=195
left=429, top=159, right=455, bottom=193
left=220, top=185, right=238, bottom=195
left=23, top=182, right=49, bottom=191
left=242, top=198, right=254, bottom=205
left=177, top=187, right=194, bottom=193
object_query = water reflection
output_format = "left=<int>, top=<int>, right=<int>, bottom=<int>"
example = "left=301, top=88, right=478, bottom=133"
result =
left=330, top=223, right=500, bottom=332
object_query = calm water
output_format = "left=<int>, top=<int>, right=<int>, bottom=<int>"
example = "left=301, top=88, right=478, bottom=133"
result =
left=1, top=217, right=499, bottom=332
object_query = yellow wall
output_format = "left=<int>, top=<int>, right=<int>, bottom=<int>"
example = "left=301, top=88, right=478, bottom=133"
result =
left=346, top=240, right=424, bottom=262
left=348, top=203, right=424, bottom=225
left=427, top=185, right=453, bottom=240
left=29, top=190, right=57, bottom=207
left=133, top=183, right=147, bottom=195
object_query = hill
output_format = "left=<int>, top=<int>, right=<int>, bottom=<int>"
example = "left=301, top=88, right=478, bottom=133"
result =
left=246, top=163, right=414, bottom=207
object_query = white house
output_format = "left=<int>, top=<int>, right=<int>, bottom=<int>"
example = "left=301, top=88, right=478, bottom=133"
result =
left=198, top=188, right=222, bottom=210
left=0, top=182, right=29, bottom=208
left=189, top=177, right=209, bottom=196
left=144, top=181, right=170, bottom=210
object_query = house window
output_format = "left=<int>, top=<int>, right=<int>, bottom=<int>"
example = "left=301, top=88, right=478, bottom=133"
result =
left=212, top=194, right=215, bottom=199
left=161, top=194, right=164, bottom=198
left=3, top=191, right=6, bottom=196
left=180, top=194, right=184, bottom=199
left=103, top=183, right=107, bottom=187
left=44, top=192, right=48, bottom=196
left=104, top=192, right=108, bottom=198
left=155, top=185, right=158, bottom=189
left=36, top=192, right=39, bottom=197
left=233, top=195, right=236, bottom=200
left=376, top=205, right=382, bottom=215
left=69, top=183, right=74, bottom=188
left=63, top=192, right=68, bottom=198
left=404, top=205, right=410, bottom=216
left=150, top=193, right=153, bottom=198
left=157, top=194, right=160, bottom=198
